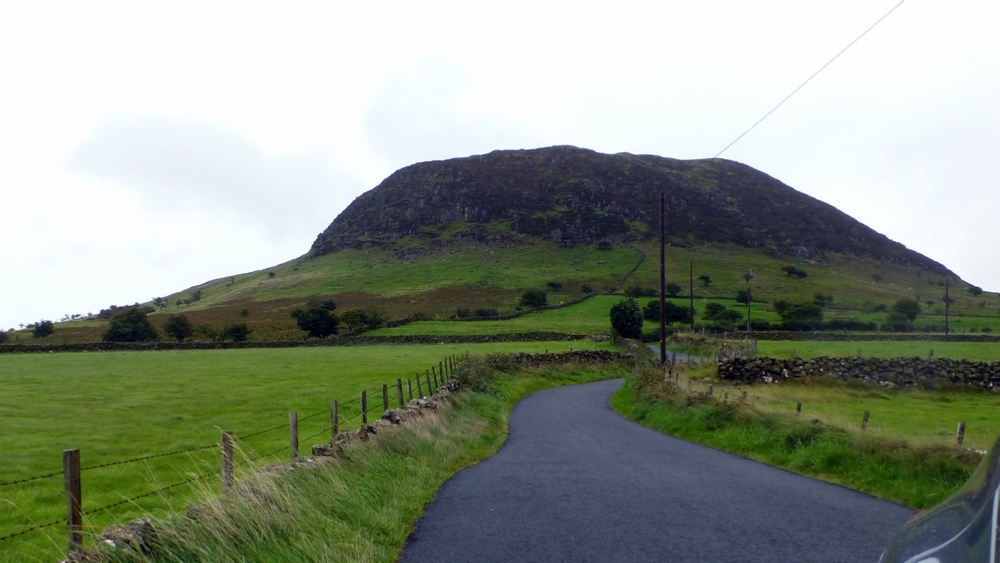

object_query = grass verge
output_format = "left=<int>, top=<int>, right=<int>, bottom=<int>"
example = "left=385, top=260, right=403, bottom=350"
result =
left=610, top=368, right=980, bottom=509
left=95, top=357, right=627, bottom=562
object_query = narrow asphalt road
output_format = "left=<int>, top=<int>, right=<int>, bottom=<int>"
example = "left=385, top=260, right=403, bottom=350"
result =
left=400, top=379, right=915, bottom=562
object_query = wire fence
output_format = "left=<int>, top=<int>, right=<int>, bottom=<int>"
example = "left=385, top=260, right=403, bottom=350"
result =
left=0, top=352, right=463, bottom=557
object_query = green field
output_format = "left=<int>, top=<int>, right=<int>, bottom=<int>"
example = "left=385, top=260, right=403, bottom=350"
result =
left=0, top=341, right=608, bottom=560
left=755, top=340, right=1000, bottom=361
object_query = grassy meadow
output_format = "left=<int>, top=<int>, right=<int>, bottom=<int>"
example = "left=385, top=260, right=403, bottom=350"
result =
left=755, top=340, right=1000, bottom=361
left=0, top=341, right=609, bottom=561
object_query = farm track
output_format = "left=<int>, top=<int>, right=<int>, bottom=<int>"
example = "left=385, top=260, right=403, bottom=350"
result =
left=400, top=379, right=913, bottom=562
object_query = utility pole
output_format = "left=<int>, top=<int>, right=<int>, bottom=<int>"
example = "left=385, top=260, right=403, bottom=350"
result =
left=747, top=285, right=752, bottom=332
left=689, top=261, right=695, bottom=332
left=659, top=192, right=666, bottom=363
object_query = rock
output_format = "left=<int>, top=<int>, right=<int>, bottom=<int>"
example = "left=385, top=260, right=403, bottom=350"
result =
left=101, top=517, right=154, bottom=551
left=382, top=410, right=401, bottom=424
left=312, top=443, right=342, bottom=457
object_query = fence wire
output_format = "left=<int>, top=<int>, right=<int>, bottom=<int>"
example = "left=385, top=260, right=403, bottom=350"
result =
left=82, top=470, right=219, bottom=516
left=236, top=421, right=290, bottom=441
left=0, top=516, right=64, bottom=543
left=0, top=470, right=62, bottom=489
left=81, top=444, right=217, bottom=472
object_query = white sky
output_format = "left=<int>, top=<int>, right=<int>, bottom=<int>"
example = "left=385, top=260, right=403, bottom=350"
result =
left=2, top=0, right=998, bottom=330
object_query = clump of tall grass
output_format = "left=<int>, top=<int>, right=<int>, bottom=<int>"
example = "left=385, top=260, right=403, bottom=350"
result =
left=612, top=368, right=980, bottom=509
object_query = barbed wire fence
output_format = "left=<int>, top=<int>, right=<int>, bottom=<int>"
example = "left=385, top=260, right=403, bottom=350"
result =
left=0, top=353, right=463, bottom=557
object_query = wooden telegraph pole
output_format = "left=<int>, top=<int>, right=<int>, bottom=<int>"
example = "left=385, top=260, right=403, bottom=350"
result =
left=689, top=261, right=695, bottom=332
left=659, top=192, right=666, bottom=363
left=945, top=277, right=950, bottom=337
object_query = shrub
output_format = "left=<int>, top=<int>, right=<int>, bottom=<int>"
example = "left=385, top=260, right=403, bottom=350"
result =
left=239, top=309, right=249, bottom=317
left=703, top=303, right=742, bottom=324
left=642, top=300, right=692, bottom=325
left=624, top=286, right=656, bottom=298
left=780, top=265, right=808, bottom=279
left=546, top=281, right=562, bottom=290
left=814, top=293, right=834, bottom=307
left=519, top=290, right=547, bottom=308
left=195, top=324, right=220, bottom=342
left=221, top=322, right=251, bottom=342
left=291, top=301, right=339, bottom=339
left=736, top=290, right=750, bottom=305
left=969, top=286, right=984, bottom=296
left=164, top=315, right=194, bottom=342
left=891, top=299, right=921, bottom=322
left=102, top=308, right=158, bottom=342
left=698, top=275, right=712, bottom=287
left=473, top=307, right=499, bottom=317
left=581, top=285, right=593, bottom=294
left=0, top=330, right=6, bottom=344
left=610, top=298, right=643, bottom=339
left=597, top=240, right=612, bottom=251
left=455, top=308, right=471, bottom=318
left=666, top=282, right=682, bottom=297
left=339, top=308, right=384, bottom=332
left=32, top=320, right=55, bottom=338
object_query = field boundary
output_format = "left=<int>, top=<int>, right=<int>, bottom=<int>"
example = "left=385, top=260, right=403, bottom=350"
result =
left=742, top=331, right=1000, bottom=342
left=0, top=332, right=588, bottom=355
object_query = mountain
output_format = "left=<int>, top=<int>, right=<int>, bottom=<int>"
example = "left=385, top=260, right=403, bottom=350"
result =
left=311, top=146, right=947, bottom=273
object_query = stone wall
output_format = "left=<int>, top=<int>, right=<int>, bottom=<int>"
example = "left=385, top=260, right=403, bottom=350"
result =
left=740, top=332, right=1000, bottom=343
left=0, top=332, right=588, bottom=355
left=718, top=356, right=1000, bottom=390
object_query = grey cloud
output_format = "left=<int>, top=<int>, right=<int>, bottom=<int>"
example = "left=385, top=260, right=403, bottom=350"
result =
left=68, top=117, right=362, bottom=240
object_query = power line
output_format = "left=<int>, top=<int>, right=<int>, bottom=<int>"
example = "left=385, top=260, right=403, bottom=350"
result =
left=715, top=0, right=906, bottom=158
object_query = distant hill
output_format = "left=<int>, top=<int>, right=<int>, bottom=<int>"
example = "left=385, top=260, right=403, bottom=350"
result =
left=311, top=146, right=949, bottom=274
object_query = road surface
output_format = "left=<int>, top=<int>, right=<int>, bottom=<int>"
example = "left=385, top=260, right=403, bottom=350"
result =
left=400, top=379, right=913, bottom=562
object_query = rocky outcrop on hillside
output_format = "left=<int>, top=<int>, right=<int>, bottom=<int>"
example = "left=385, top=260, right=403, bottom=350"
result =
left=310, top=146, right=949, bottom=272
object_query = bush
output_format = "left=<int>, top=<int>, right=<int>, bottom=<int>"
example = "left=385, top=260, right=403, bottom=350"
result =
left=610, top=298, right=643, bottom=339
left=519, top=290, right=547, bottom=308
left=642, top=300, right=692, bottom=325
left=0, top=330, right=6, bottom=344
left=32, top=320, right=55, bottom=338
left=624, top=286, right=656, bottom=298
left=703, top=303, right=742, bottom=324
left=780, top=265, right=808, bottom=278
left=581, top=285, right=593, bottom=294
left=814, top=293, right=834, bottom=307
left=891, top=299, right=921, bottom=322
left=221, top=322, right=251, bottom=342
left=736, top=290, right=750, bottom=305
left=597, top=240, right=612, bottom=251
left=546, top=281, right=562, bottom=290
left=164, top=315, right=194, bottom=342
left=455, top=308, right=471, bottom=318
left=102, top=308, right=158, bottom=342
left=291, top=301, right=339, bottom=339
left=473, top=307, right=500, bottom=317
left=666, top=282, right=682, bottom=297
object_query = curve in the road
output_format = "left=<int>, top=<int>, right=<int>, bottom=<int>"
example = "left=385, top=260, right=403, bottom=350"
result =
left=401, top=379, right=914, bottom=563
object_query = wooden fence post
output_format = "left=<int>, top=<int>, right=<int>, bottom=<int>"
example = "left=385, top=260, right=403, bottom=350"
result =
left=396, top=379, right=404, bottom=408
left=382, top=384, right=389, bottom=413
left=861, top=411, right=870, bottom=432
left=929, top=349, right=934, bottom=359
left=796, top=401, right=802, bottom=416
left=433, top=372, right=439, bottom=390
left=439, top=361, right=444, bottom=381
left=707, top=385, right=713, bottom=396
left=331, top=400, right=339, bottom=437
left=407, top=378, right=413, bottom=401
left=289, top=412, right=298, bottom=459
left=957, top=422, right=966, bottom=446
left=415, top=373, right=423, bottom=398
left=221, top=431, right=233, bottom=492
left=63, top=449, right=82, bottom=555
left=361, top=391, right=368, bottom=424
left=426, top=369, right=432, bottom=395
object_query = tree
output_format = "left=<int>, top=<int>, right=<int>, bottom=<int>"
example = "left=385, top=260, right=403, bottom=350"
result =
left=813, top=293, right=834, bottom=307
left=779, top=303, right=823, bottom=324
left=546, top=281, right=562, bottom=290
left=610, top=298, right=643, bottom=339
left=698, top=275, right=712, bottom=287
left=32, top=320, right=55, bottom=338
left=736, top=290, right=750, bottom=304
left=703, top=303, right=743, bottom=324
left=597, top=240, right=612, bottom=251
left=0, top=330, right=6, bottom=344
left=292, top=302, right=339, bottom=339
left=780, top=265, right=808, bottom=279
left=643, top=300, right=691, bottom=324
left=624, top=286, right=656, bottom=298
left=665, top=282, right=682, bottom=297
left=221, top=322, right=251, bottom=342
left=195, top=323, right=221, bottom=342
left=102, top=308, right=158, bottom=342
left=969, top=286, right=984, bottom=296
left=164, top=315, right=194, bottom=342
left=519, top=290, right=547, bottom=308
left=891, top=299, right=921, bottom=322
left=339, top=309, right=365, bottom=332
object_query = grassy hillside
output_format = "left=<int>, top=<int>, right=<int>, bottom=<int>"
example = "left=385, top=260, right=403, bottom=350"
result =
left=9, top=236, right=999, bottom=345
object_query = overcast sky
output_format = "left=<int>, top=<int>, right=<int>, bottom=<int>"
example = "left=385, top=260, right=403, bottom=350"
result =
left=2, top=1, right=998, bottom=330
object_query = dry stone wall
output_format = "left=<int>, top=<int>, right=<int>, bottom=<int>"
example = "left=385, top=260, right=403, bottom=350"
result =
left=718, top=356, right=1000, bottom=390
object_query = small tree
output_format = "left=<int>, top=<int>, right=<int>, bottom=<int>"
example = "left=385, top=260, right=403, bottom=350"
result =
left=164, top=315, right=194, bottom=342
left=546, top=281, right=562, bottom=290
left=221, top=322, right=251, bottom=342
left=814, top=293, right=834, bottom=307
left=891, top=299, right=921, bottom=322
left=520, top=290, right=547, bottom=308
left=698, top=275, right=712, bottom=287
left=102, top=308, right=158, bottom=342
left=642, top=300, right=691, bottom=324
left=339, top=309, right=365, bottom=332
left=703, top=303, right=743, bottom=324
left=736, top=290, right=750, bottom=304
left=32, top=320, right=55, bottom=338
left=665, top=282, right=682, bottom=298
left=610, top=298, right=643, bottom=339
left=969, top=286, right=984, bottom=296
left=292, top=301, right=339, bottom=339
left=0, top=330, right=6, bottom=344
left=195, top=323, right=221, bottom=342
